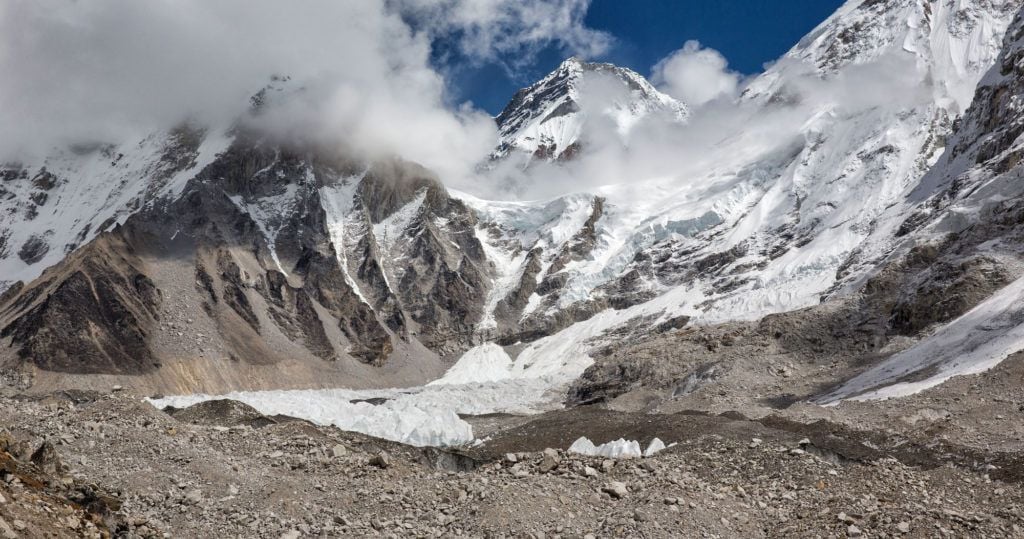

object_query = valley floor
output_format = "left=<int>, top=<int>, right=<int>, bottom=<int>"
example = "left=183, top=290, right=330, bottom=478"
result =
left=2, top=352, right=1024, bottom=538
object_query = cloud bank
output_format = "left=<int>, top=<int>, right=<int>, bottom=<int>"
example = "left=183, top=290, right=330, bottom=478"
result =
left=0, top=0, right=605, bottom=181
left=471, top=46, right=933, bottom=201
left=0, top=1, right=936, bottom=205
left=652, top=40, right=741, bottom=106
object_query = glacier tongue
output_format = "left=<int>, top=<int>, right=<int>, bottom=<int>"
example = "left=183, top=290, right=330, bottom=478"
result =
left=148, top=373, right=583, bottom=447
left=147, top=314, right=615, bottom=447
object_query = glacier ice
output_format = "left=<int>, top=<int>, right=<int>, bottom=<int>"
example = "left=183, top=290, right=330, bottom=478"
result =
left=567, top=436, right=668, bottom=459
left=644, top=437, right=667, bottom=457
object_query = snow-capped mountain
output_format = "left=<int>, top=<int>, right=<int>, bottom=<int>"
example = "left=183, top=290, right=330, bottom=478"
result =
left=466, top=0, right=1022, bottom=342
left=0, top=127, right=231, bottom=292
left=492, top=57, right=688, bottom=162
left=3, top=0, right=1024, bottom=406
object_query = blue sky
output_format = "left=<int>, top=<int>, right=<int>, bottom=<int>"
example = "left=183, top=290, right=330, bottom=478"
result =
left=447, top=0, right=845, bottom=114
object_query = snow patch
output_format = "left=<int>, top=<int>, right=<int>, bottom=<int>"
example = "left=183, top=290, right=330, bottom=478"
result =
left=228, top=181, right=301, bottom=275
left=373, top=189, right=426, bottom=253
left=428, top=343, right=513, bottom=385
left=819, top=274, right=1024, bottom=403
left=320, top=174, right=371, bottom=304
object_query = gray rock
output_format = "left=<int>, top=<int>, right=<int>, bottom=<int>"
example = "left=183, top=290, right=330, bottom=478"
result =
left=538, top=453, right=559, bottom=473
left=184, top=489, right=203, bottom=505
left=0, top=517, right=15, bottom=539
left=602, top=481, right=628, bottom=499
left=369, top=451, right=391, bottom=469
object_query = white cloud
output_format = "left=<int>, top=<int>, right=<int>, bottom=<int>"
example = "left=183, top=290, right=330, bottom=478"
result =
left=392, top=0, right=612, bottom=66
left=474, top=48, right=932, bottom=201
left=0, top=0, right=604, bottom=182
left=652, top=40, right=741, bottom=106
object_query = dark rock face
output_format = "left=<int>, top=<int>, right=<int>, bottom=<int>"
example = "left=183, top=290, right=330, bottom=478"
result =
left=357, top=160, right=448, bottom=223
left=0, top=235, right=161, bottom=375
left=217, top=251, right=261, bottom=334
left=887, top=254, right=1011, bottom=335
left=0, top=128, right=501, bottom=379
left=495, top=247, right=543, bottom=322
left=17, top=234, right=49, bottom=264
left=262, top=270, right=335, bottom=361
left=303, top=249, right=394, bottom=365
left=403, top=213, right=488, bottom=352
left=340, top=159, right=491, bottom=354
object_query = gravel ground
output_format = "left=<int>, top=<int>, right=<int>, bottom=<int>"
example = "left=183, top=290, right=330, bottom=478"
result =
left=1, top=390, right=1023, bottom=538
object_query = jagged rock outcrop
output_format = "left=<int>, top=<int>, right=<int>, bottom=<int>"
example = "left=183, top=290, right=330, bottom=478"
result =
left=0, top=232, right=161, bottom=375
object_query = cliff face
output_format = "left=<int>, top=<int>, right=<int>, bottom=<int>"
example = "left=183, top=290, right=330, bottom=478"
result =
left=0, top=130, right=491, bottom=393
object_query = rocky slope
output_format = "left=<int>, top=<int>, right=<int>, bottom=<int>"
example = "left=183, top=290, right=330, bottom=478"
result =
left=0, top=127, right=491, bottom=394
left=3, top=389, right=1023, bottom=538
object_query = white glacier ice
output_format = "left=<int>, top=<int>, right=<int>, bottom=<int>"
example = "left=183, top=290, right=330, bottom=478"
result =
left=567, top=436, right=669, bottom=459
left=643, top=438, right=667, bottom=457
left=149, top=323, right=607, bottom=447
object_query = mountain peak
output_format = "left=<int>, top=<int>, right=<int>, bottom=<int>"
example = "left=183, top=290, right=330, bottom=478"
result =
left=493, top=57, right=688, bottom=162
left=560, top=55, right=584, bottom=68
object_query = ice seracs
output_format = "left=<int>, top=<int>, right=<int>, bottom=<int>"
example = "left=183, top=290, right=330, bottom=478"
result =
left=567, top=436, right=669, bottom=459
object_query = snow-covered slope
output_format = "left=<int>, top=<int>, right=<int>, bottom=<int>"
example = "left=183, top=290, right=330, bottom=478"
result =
left=0, top=127, right=231, bottom=291
left=464, top=0, right=1022, bottom=345
left=492, top=57, right=688, bottom=161
left=818, top=3, right=1024, bottom=402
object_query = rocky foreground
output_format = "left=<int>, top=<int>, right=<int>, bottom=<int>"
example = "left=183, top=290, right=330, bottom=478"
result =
left=2, top=376, right=1024, bottom=538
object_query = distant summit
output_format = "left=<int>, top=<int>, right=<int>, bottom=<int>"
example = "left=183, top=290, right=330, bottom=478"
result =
left=492, top=57, right=688, bottom=162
